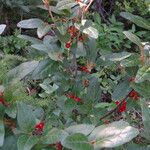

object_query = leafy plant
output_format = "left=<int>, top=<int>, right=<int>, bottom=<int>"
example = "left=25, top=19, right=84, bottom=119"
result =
left=116, top=0, right=149, bottom=16
left=0, top=30, right=29, bottom=55
left=95, top=14, right=131, bottom=53
left=0, top=0, right=150, bottom=150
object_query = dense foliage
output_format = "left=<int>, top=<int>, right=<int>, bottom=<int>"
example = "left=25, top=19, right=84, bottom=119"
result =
left=0, top=0, right=150, bottom=150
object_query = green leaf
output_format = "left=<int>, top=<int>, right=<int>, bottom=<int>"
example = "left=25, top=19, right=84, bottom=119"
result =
left=17, top=135, right=39, bottom=150
left=0, top=24, right=6, bottom=35
left=75, top=20, right=98, bottom=39
left=31, top=44, right=48, bottom=53
left=65, top=124, right=95, bottom=136
left=76, top=42, right=86, bottom=58
left=38, top=5, right=62, bottom=14
left=120, top=12, right=150, bottom=30
left=54, top=29, right=70, bottom=43
left=131, top=81, right=150, bottom=98
left=88, top=120, right=139, bottom=148
left=112, top=80, right=132, bottom=101
left=18, top=35, right=42, bottom=44
left=123, top=31, right=142, bottom=47
left=135, top=65, right=150, bottom=83
left=32, top=107, right=44, bottom=120
left=102, top=52, right=132, bottom=62
left=17, top=135, right=28, bottom=150
left=40, top=81, right=59, bottom=94
left=83, top=26, right=98, bottom=39
left=86, top=78, right=102, bottom=102
left=32, top=59, right=52, bottom=80
left=17, top=102, right=36, bottom=132
left=62, top=133, right=93, bottom=150
left=94, top=103, right=114, bottom=109
left=37, top=24, right=52, bottom=38
left=31, top=43, right=62, bottom=61
left=5, top=103, right=17, bottom=118
left=1, top=136, right=17, bottom=150
left=120, top=54, right=140, bottom=67
left=0, top=106, right=4, bottom=147
left=43, top=128, right=68, bottom=144
left=140, top=98, right=150, bottom=141
left=5, top=61, right=39, bottom=84
left=17, top=19, right=44, bottom=29
left=48, top=52, right=64, bottom=62
left=56, top=0, right=77, bottom=10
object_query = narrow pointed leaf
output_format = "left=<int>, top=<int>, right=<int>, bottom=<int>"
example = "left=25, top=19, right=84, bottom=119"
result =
left=120, top=12, right=150, bottom=30
left=123, top=31, right=142, bottom=47
left=135, top=65, right=150, bottom=83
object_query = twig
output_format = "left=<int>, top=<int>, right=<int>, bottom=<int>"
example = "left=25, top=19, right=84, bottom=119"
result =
left=84, top=0, right=94, bottom=12
left=42, top=0, right=55, bottom=24
left=99, top=89, right=134, bottom=120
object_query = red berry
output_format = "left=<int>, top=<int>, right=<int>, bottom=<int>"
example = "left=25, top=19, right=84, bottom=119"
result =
left=65, top=42, right=71, bottom=49
left=67, top=26, right=79, bottom=37
left=67, top=26, right=74, bottom=34
left=66, top=93, right=75, bottom=99
left=74, top=96, right=81, bottom=102
left=79, top=35, right=85, bottom=42
left=0, top=98, right=10, bottom=107
left=66, top=93, right=82, bottom=102
left=129, top=90, right=139, bottom=100
left=128, top=77, right=135, bottom=83
left=56, top=142, right=63, bottom=150
left=0, top=98, right=4, bottom=105
left=115, top=100, right=127, bottom=113
left=80, top=66, right=91, bottom=74
left=35, top=122, right=45, bottom=130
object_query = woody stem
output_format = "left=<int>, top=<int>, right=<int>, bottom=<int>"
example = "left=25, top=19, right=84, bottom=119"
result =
left=99, top=89, right=134, bottom=120
left=84, top=0, right=94, bottom=12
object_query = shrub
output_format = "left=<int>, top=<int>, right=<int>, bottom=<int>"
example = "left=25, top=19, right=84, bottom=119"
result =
left=0, top=0, right=150, bottom=150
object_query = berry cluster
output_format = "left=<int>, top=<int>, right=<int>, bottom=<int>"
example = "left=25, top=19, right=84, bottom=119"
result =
left=65, top=25, right=86, bottom=49
left=115, top=90, right=139, bottom=113
left=129, top=90, right=139, bottom=100
left=115, top=100, right=127, bottom=113
left=65, top=26, right=79, bottom=49
left=67, top=26, right=79, bottom=37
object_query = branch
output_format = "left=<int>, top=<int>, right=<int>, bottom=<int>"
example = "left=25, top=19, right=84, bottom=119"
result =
left=84, top=0, right=94, bottom=12
left=42, top=0, right=55, bottom=24
left=99, top=89, right=134, bottom=120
